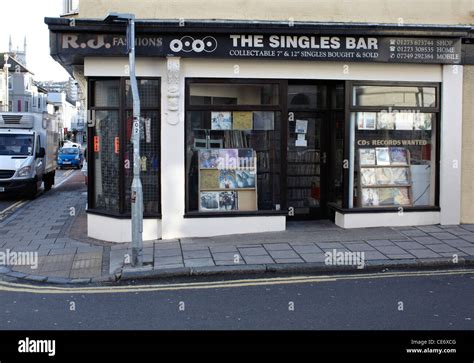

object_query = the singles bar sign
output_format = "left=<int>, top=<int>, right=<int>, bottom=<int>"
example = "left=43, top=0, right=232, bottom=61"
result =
left=56, top=33, right=462, bottom=64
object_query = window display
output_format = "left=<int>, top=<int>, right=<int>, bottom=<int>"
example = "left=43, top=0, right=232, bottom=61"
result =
left=351, top=98, right=437, bottom=208
left=186, top=80, right=282, bottom=213
left=350, top=84, right=438, bottom=209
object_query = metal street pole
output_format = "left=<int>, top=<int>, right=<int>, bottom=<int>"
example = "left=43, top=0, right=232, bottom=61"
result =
left=3, top=54, right=10, bottom=111
left=128, top=15, right=144, bottom=267
left=104, top=13, right=143, bottom=267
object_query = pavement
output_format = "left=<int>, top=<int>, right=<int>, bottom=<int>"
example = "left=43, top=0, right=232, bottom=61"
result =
left=0, top=170, right=474, bottom=284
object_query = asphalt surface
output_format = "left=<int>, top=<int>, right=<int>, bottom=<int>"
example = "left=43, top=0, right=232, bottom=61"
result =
left=0, top=169, right=78, bottom=221
left=0, top=270, right=472, bottom=330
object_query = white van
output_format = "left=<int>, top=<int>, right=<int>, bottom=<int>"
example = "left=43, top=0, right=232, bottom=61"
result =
left=0, top=112, right=60, bottom=198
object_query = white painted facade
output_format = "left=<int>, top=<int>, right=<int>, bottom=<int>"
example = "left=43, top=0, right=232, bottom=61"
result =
left=84, top=57, right=461, bottom=241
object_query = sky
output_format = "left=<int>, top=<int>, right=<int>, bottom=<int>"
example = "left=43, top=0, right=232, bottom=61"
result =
left=1, top=0, right=70, bottom=81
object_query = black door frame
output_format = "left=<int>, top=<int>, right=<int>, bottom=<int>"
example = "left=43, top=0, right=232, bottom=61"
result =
left=286, top=80, right=345, bottom=220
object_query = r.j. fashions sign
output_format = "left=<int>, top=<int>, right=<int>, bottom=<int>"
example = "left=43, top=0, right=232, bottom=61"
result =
left=56, top=33, right=463, bottom=64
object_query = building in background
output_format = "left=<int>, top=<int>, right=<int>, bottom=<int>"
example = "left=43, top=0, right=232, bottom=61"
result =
left=0, top=52, right=48, bottom=113
left=46, top=0, right=474, bottom=242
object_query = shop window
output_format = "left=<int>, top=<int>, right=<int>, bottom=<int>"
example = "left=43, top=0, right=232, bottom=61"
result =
left=353, top=85, right=436, bottom=108
left=288, top=85, right=327, bottom=109
left=189, top=83, right=279, bottom=106
left=91, top=110, right=121, bottom=213
left=349, top=84, right=439, bottom=209
left=186, top=80, right=282, bottom=213
left=89, top=78, right=161, bottom=216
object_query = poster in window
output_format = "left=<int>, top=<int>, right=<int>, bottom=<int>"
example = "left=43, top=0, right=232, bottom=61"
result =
left=357, top=112, right=377, bottom=130
left=378, top=188, right=395, bottom=205
left=362, top=188, right=379, bottom=207
left=219, top=191, right=238, bottom=211
left=375, top=167, right=393, bottom=185
left=377, top=112, right=395, bottom=130
left=199, top=149, right=219, bottom=168
left=393, top=187, right=411, bottom=205
left=389, top=147, right=408, bottom=165
left=375, top=147, right=391, bottom=165
left=218, top=149, right=238, bottom=169
left=295, top=120, right=308, bottom=134
left=359, top=148, right=376, bottom=166
left=219, top=170, right=238, bottom=189
left=200, top=192, right=220, bottom=211
left=414, top=113, right=432, bottom=130
left=238, top=149, right=255, bottom=168
left=232, top=112, right=253, bottom=130
left=395, top=113, right=414, bottom=130
left=253, top=112, right=275, bottom=130
left=360, top=168, right=376, bottom=186
left=211, top=112, right=232, bottom=130
left=236, top=170, right=256, bottom=188
left=391, top=168, right=409, bottom=185
left=200, top=169, right=220, bottom=189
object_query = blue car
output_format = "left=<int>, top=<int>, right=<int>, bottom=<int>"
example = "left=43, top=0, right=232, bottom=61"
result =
left=57, top=147, right=83, bottom=169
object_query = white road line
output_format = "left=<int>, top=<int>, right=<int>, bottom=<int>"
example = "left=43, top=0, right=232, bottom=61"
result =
left=53, top=170, right=76, bottom=189
left=0, top=268, right=472, bottom=295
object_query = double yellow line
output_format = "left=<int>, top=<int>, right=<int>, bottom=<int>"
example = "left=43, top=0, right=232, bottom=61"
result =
left=0, top=200, right=27, bottom=221
left=0, top=269, right=472, bottom=295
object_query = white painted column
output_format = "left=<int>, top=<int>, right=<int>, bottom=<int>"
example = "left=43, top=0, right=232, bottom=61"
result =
left=440, top=65, right=463, bottom=225
left=161, top=57, right=185, bottom=239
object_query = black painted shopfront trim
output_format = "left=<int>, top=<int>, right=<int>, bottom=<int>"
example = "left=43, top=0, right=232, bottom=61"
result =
left=184, top=210, right=287, bottom=218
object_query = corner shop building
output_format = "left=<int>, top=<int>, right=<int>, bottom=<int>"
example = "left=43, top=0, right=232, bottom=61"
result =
left=46, top=17, right=474, bottom=242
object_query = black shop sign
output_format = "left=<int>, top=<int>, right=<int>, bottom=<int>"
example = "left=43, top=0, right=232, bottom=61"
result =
left=55, top=32, right=462, bottom=64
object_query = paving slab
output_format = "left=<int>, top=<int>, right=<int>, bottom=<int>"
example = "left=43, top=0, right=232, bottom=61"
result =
left=375, top=245, right=409, bottom=255
left=263, top=243, right=293, bottom=251
left=267, top=250, right=300, bottom=259
left=344, top=243, right=376, bottom=252
left=393, top=241, right=425, bottom=250
left=238, top=247, right=268, bottom=256
left=184, top=258, right=215, bottom=268
left=460, top=234, right=474, bottom=242
left=183, top=250, right=212, bottom=259
left=291, top=244, right=322, bottom=254
left=429, top=232, right=458, bottom=240
left=242, top=256, right=274, bottom=264
left=300, top=253, right=326, bottom=263
left=212, top=252, right=242, bottom=261
left=408, top=249, right=441, bottom=259
left=274, top=258, right=304, bottom=264
left=155, top=256, right=183, bottom=265
left=426, top=244, right=461, bottom=253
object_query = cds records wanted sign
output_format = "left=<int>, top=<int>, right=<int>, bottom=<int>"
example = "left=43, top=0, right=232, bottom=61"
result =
left=55, top=33, right=462, bottom=64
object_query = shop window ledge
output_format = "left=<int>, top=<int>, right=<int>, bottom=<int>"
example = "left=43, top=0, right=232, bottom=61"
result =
left=86, top=209, right=162, bottom=219
left=184, top=210, right=288, bottom=218
left=327, top=203, right=440, bottom=214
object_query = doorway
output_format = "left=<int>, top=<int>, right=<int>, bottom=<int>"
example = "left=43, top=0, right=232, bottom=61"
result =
left=286, top=82, right=345, bottom=219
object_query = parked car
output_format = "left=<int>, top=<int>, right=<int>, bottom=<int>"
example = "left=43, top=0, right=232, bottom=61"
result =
left=57, top=147, right=83, bottom=169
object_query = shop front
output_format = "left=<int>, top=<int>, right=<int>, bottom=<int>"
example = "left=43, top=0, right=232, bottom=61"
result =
left=46, top=18, right=471, bottom=241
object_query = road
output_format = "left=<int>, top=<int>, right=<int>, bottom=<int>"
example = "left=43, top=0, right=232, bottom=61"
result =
left=0, top=169, right=79, bottom=222
left=0, top=269, right=472, bottom=330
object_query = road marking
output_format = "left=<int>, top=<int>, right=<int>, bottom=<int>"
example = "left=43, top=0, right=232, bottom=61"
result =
left=0, top=200, right=26, bottom=216
left=0, top=268, right=472, bottom=295
left=54, top=170, right=76, bottom=189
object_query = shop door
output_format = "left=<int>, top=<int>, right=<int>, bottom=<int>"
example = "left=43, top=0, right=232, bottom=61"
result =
left=287, top=112, right=328, bottom=219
